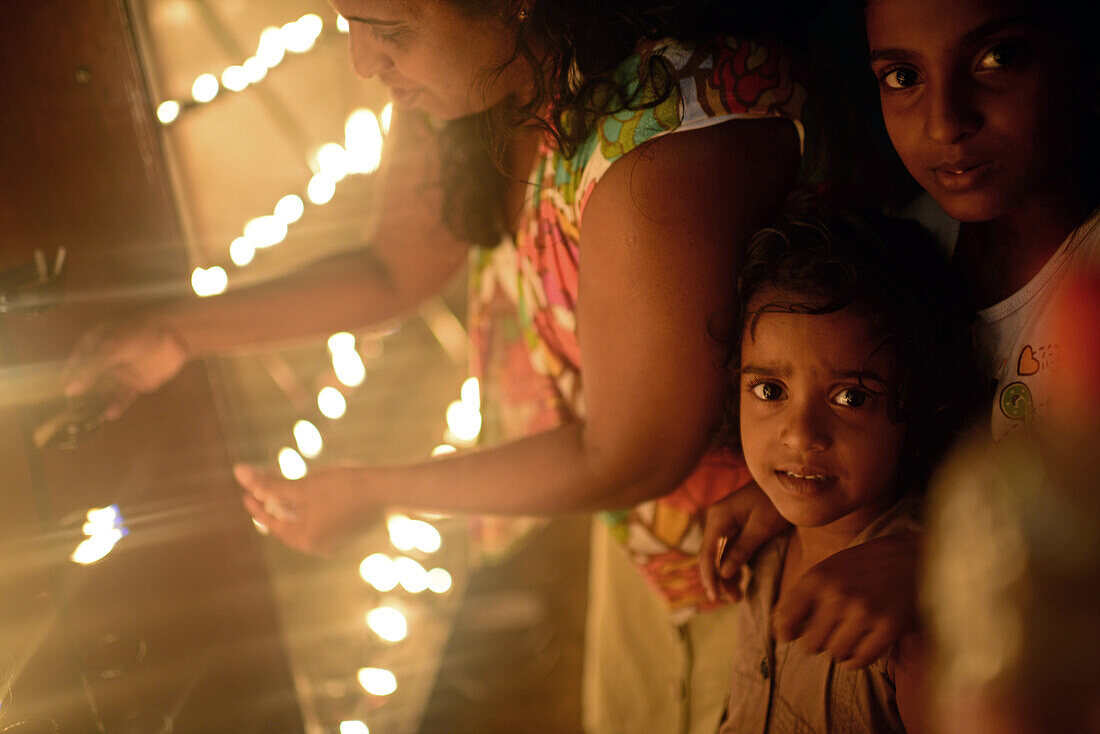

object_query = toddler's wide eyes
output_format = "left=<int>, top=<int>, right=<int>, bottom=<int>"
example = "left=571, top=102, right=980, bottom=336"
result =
left=880, top=66, right=919, bottom=90
left=751, top=382, right=785, bottom=401
left=832, top=388, right=867, bottom=408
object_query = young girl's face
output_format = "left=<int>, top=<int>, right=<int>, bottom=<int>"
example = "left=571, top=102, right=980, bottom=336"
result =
left=738, top=289, right=905, bottom=536
left=865, top=0, right=1074, bottom=223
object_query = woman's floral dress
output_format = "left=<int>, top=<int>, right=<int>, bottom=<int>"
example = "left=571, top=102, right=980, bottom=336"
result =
left=470, top=36, right=808, bottom=621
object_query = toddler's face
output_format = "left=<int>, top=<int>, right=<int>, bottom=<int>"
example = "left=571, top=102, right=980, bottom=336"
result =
left=738, top=289, right=905, bottom=536
left=865, top=0, right=1073, bottom=223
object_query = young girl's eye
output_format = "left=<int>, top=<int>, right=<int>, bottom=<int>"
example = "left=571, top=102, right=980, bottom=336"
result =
left=750, top=381, right=785, bottom=402
left=880, top=66, right=920, bottom=90
left=832, top=388, right=868, bottom=408
left=975, top=40, right=1028, bottom=72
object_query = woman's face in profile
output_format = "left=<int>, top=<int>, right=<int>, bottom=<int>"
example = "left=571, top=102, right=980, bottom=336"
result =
left=329, top=0, right=534, bottom=119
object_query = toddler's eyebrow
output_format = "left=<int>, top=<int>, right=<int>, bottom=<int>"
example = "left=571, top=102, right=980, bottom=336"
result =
left=740, top=363, right=788, bottom=377
left=740, top=364, right=889, bottom=388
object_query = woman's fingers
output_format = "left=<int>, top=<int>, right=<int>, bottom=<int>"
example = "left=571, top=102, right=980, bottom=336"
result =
left=718, top=504, right=784, bottom=577
left=63, top=320, right=189, bottom=413
left=236, top=463, right=341, bottom=556
left=235, top=464, right=295, bottom=513
left=242, top=492, right=292, bottom=539
left=63, top=324, right=112, bottom=397
left=698, top=506, right=731, bottom=602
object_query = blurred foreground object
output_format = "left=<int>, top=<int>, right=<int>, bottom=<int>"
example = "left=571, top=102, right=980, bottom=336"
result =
left=924, top=264, right=1100, bottom=734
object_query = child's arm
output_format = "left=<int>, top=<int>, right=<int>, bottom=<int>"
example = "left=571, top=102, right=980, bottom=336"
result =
left=698, top=483, right=790, bottom=602
left=891, top=632, right=927, bottom=734
left=772, top=532, right=922, bottom=668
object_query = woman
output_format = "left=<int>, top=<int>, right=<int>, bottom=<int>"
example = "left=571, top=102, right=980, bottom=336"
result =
left=65, top=2, right=897, bottom=731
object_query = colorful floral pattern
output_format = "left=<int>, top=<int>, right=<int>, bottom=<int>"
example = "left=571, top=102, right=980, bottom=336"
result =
left=470, top=36, right=807, bottom=616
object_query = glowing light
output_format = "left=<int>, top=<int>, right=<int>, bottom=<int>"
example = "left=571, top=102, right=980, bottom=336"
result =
left=427, top=567, right=453, bottom=594
left=328, top=332, right=356, bottom=354
left=445, top=399, right=482, bottom=443
left=191, top=73, right=219, bottom=103
left=72, top=532, right=121, bottom=565
left=85, top=505, right=120, bottom=530
left=387, top=514, right=441, bottom=554
left=380, top=102, right=393, bottom=134
left=345, top=109, right=384, bottom=174
left=293, top=420, right=323, bottom=459
left=273, top=194, right=304, bottom=224
left=191, top=266, right=228, bottom=297
left=339, top=723, right=368, bottom=734
left=229, top=237, right=256, bottom=267
left=243, top=56, right=268, bottom=83
left=336, top=14, right=350, bottom=33
left=366, top=606, right=408, bottom=643
left=431, top=444, right=457, bottom=457
left=415, top=523, right=442, bottom=553
left=460, top=377, right=480, bottom=407
left=359, top=553, right=398, bottom=592
left=298, top=13, right=324, bottom=34
left=307, top=173, right=336, bottom=205
left=281, top=18, right=319, bottom=54
left=296, top=13, right=324, bottom=46
left=221, top=65, right=249, bottom=92
left=156, top=100, right=181, bottom=124
left=256, top=27, right=286, bottom=68
left=317, top=386, right=347, bottom=419
left=72, top=506, right=127, bottom=565
left=332, top=350, right=366, bottom=387
left=243, top=215, right=288, bottom=249
left=316, top=142, right=349, bottom=181
left=357, top=667, right=397, bottom=697
left=394, top=556, right=429, bottom=593
left=277, top=447, right=307, bottom=480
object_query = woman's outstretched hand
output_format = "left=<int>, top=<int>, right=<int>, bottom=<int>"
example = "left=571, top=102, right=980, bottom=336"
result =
left=237, top=463, right=382, bottom=556
left=699, top=483, right=790, bottom=602
left=773, top=531, right=922, bottom=669
left=62, top=318, right=190, bottom=419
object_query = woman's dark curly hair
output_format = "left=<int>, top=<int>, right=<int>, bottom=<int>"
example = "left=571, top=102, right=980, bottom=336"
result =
left=717, top=201, right=991, bottom=494
left=438, top=0, right=820, bottom=247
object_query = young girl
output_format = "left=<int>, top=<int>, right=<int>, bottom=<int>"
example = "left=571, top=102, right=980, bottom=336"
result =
left=708, top=208, right=983, bottom=733
left=864, top=0, right=1100, bottom=440
left=863, top=2, right=1100, bottom=727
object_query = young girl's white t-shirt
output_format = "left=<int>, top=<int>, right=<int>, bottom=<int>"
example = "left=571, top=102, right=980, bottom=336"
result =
left=905, top=196, right=1100, bottom=441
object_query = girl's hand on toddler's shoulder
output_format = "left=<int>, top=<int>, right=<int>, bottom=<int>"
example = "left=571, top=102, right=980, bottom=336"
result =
left=772, top=532, right=922, bottom=669
left=699, top=483, right=790, bottom=602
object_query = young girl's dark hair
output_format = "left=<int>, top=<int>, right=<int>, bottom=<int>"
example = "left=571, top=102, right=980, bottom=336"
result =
left=719, top=201, right=991, bottom=493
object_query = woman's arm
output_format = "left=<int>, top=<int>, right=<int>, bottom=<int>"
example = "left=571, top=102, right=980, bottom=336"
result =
left=240, top=117, right=802, bottom=553
left=63, top=112, right=471, bottom=409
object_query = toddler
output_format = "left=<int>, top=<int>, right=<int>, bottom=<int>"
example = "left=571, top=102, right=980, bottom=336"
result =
left=709, top=207, right=984, bottom=733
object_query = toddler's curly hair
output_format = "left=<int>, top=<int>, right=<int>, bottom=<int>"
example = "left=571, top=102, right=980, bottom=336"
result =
left=717, top=201, right=990, bottom=494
